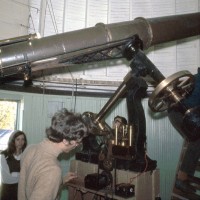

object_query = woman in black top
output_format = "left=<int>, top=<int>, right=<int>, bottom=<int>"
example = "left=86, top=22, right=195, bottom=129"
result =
left=0, top=130, right=27, bottom=200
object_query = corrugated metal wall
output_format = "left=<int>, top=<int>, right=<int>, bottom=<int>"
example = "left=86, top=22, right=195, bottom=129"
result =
left=0, top=89, right=184, bottom=199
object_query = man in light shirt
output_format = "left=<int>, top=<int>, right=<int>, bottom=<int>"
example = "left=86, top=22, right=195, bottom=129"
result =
left=18, top=108, right=89, bottom=200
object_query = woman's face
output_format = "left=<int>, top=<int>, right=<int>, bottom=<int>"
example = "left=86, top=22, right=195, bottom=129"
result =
left=15, top=134, right=25, bottom=151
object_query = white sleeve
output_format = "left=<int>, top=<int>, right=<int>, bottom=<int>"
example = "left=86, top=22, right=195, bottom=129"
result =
left=0, top=154, right=19, bottom=184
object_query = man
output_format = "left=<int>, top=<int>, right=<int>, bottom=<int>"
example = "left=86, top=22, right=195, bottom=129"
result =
left=113, top=115, right=127, bottom=144
left=18, top=108, right=88, bottom=200
left=112, top=115, right=157, bottom=172
left=175, top=68, right=200, bottom=193
left=113, top=115, right=127, bottom=129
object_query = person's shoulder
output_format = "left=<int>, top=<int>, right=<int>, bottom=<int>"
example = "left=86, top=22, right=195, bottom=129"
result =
left=0, top=150, right=7, bottom=155
left=22, top=143, right=41, bottom=158
left=0, top=150, right=9, bottom=159
left=25, top=143, right=38, bottom=151
left=21, top=143, right=41, bottom=163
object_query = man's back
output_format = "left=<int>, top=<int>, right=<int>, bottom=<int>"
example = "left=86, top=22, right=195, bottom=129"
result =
left=18, top=139, right=62, bottom=200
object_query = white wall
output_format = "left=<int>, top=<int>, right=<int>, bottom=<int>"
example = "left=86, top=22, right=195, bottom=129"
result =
left=0, top=0, right=29, bottom=39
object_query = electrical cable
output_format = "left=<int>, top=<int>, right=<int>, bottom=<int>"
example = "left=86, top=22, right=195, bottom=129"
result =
left=47, top=0, right=59, bottom=33
left=49, top=0, right=59, bottom=33
left=129, top=151, right=148, bottom=184
left=28, top=14, right=36, bottom=33
left=10, top=0, right=39, bottom=11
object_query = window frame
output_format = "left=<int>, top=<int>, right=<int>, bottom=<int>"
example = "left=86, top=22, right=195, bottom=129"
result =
left=0, top=95, right=23, bottom=151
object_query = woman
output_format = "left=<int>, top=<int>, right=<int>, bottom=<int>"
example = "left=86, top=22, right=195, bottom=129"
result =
left=0, top=130, right=27, bottom=200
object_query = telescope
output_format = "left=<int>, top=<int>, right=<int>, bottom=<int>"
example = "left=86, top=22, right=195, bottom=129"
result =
left=0, top=12, right=200, bottom=77
left=1, top=12, right=200, bottom=171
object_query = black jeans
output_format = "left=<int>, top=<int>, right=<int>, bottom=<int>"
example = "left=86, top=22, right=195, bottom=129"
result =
left=0, top=183, right=18, bottom=200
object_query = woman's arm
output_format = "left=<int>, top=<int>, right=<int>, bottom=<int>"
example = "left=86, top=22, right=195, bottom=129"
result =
left=0, top=154, right=19, bottom=184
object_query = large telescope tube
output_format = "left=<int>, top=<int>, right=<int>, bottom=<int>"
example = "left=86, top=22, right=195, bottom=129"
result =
left=0, top=12, right=200, bottom=76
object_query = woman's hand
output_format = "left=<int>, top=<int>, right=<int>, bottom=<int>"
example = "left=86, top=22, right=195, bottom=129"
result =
left=63, top=172, right=78, bottom=184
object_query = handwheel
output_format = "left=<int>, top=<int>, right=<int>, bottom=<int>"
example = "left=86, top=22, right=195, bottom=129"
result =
left=148, top=70, right=194, bottom=112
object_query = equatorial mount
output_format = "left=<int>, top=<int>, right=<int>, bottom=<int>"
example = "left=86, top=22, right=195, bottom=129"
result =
left=123, top=40, right=195, bottom=113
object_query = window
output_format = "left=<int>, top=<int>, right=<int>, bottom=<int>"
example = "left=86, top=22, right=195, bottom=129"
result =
left=0, top=100, right=20, bottom=151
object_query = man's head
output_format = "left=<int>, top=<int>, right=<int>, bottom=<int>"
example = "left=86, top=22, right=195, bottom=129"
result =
left=46, top=108, right=88, bottom=152
left=113, top=115, right=127, bottom=129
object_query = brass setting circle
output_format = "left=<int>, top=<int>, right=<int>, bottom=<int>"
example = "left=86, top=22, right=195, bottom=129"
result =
left=148, top=70, right=194, bottom=112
